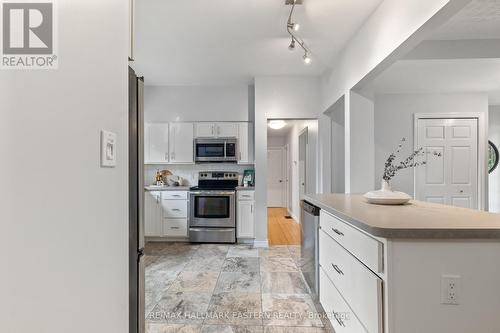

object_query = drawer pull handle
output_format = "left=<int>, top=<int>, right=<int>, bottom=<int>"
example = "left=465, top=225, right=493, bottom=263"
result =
left=171, top=227, right=180, bottom=229
left=334, top=313, right=345, bottom=327
left=172, top=195, right=181, bottom=197
left=332, top=228, right=344, bottom=236
left=171, top=209, right=181, bottom=211
left=332, top=263, right=344, bottom=275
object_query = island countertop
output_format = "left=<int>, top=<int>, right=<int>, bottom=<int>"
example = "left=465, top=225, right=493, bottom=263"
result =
left=304, top=193, right=500, bottom=239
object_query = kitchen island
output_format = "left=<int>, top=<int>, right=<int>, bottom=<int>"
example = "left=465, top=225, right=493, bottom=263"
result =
left=304, top=193, right=500, bottom=333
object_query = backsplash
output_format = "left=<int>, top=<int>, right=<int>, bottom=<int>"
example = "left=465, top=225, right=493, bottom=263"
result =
left=144, top=164, right=254, bottom=186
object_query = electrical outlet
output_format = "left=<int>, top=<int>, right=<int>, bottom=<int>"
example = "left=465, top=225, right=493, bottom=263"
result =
left=441, top=275, right=461, bottom=305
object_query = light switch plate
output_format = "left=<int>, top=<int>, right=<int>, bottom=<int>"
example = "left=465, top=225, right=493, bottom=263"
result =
left=101, top=130, right=117, bottom=167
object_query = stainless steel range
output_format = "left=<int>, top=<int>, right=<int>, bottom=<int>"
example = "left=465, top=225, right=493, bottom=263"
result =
left=189, top=171, right=239, bottom=243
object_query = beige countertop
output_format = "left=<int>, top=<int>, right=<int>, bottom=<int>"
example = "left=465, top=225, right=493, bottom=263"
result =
left=304, top=193, right=500, bottom=239
left=144, top=185, right=191, bottom=191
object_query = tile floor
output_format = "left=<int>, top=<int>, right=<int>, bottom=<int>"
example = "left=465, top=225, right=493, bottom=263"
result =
left=145, top=243, right=333, bottom=333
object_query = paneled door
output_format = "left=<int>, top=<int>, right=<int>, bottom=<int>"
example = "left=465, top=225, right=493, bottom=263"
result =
left=415, top=118, right=478, bottom=209
left=267, top=148, right=285, bottom=207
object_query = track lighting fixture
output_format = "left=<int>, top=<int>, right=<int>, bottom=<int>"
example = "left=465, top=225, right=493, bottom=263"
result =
left=286, top=0, right=311, bottom=65
left=287, top=22, right=300, bottom=32
left=303, top=53, right=311, bottom=65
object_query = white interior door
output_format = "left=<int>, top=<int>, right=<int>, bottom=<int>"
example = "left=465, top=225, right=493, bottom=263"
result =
left=416, top=118, right=478, bottom=209
left=267, top=148, right=285, bottom=207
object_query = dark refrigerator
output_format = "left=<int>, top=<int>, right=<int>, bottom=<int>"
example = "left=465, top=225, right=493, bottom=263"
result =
left=129, top=66, right=145, bottom=333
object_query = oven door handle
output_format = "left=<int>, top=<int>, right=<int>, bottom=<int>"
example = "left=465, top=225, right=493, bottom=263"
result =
left=190, top=191, right=235, bottom=196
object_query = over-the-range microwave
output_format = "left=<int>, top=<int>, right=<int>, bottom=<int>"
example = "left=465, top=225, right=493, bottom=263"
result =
left=194, top=138, right=237, bottom=163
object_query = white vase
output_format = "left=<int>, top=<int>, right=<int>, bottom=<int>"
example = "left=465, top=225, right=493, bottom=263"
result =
left=363, top=180, right=412, bottom=205
left=381, top=180, right=391, bottom=192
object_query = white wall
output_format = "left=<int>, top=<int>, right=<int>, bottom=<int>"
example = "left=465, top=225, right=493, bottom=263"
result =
left=267, top=136, right=287, bottom=147
left=329, top=98, right=346, bottom=193
left=346, top=91, right=375, bottom=193
left=254, top=76, right=322, bottom=245
left=489, top=106, right=500, bottom=213
left=374, top=93, right=489, bottom=195
left=144, top=85, right=253, bottom=122
left=0, top=1, right=129, bottom=332
left=285, top=120, right=319, bottom=221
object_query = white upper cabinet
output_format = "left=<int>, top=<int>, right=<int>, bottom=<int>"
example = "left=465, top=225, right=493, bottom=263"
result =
left=195, top=123, right=238, bottom=138
left=145, top=123, right=169, bottom=164
left=195, top=123, right=216, bottom=138
left=216, top=123, right=238, bottom=138
left=169, top=122, right=194, bottom=164
left=146, top=121, right=253, bottom=164
left=238, top=122, right=254, bottom=164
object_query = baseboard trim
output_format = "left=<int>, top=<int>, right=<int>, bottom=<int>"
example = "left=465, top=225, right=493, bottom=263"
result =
left=286, top=210, right=300, bottom=224
left=253, top=239, right=269, bottom=248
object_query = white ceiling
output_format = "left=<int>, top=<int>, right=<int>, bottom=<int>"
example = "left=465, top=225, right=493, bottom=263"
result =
left=430, top=0, right=500, bottom=40
left=360, top=59, right=500, bottom=105
left=359, top=0, right=500, bottom=105
left=134, top=0, right=383, bottom=85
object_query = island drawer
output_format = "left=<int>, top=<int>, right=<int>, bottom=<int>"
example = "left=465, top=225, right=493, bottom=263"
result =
left=163, top=218, right=187, bottom=237
left=161, top=199, right=188, bottom=218
left=237, top=191, right=255, bottom=201
left=320, top=268, right=368, bottom=333
left=320, top=230, right=383, bottom=333
left=162, top=191, right=188, bottom=200
left=320, top=210, right=384, bottom=273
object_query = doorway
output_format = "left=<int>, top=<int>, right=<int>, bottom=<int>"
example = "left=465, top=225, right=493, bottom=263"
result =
left=266, top=119, right=318, bottom=245
left=415, top=115, right=485, bottom=209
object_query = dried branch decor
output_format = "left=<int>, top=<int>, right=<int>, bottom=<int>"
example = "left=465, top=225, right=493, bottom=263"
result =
left=382, top=138, right=441, bottom=182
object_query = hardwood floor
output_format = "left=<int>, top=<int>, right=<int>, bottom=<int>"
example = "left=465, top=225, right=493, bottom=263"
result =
left=267, top=207, right=301, bottom=246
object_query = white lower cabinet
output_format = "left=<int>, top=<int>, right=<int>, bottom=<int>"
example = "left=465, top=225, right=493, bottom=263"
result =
left=237, top=191, right=255, bottom=238
left=163, top=218, right=188, bottom=237
left=319, top=230, right=383, bottom=333
left=145, top=190, right=188, bottom=238
left=320, top=268, right=368, bottom=333
left=145, top=191, right=162, bottom=237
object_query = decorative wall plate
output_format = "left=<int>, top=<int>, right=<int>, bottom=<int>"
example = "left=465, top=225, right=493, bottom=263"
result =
left=489, top=141, right=499, bottom=174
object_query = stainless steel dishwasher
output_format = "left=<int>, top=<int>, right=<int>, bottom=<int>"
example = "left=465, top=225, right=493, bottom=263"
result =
left=300, top=200, right=320, bottom=300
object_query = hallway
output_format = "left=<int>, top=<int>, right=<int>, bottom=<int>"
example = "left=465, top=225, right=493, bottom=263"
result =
left=267, top=208, right=301, bottom=246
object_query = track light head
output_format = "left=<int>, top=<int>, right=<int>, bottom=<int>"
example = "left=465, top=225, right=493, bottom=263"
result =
left=287, top=22, right=300, bottom=32
left=303, top=53, right=311, bottom=65
left=288, top=39, right=296, bottom=51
